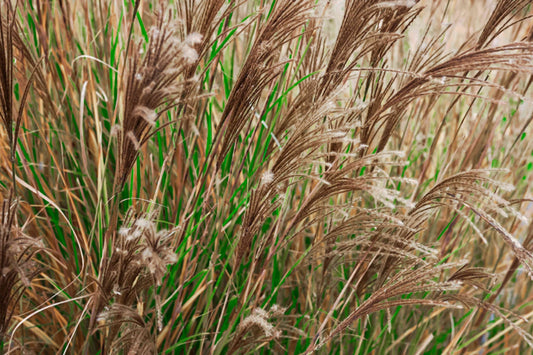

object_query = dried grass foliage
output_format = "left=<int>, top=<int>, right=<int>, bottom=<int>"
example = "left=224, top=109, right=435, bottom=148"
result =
left=0, top=0, right=533, bottom=353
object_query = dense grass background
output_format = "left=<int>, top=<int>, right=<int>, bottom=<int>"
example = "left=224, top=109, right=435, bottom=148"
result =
left=1, top=0, right=533, bottom=353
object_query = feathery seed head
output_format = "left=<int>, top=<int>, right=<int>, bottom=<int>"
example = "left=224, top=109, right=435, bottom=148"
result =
left=126, top=131, right=141, bottom=150
left=261, top=170, right=274, bottom=186
left=181, top=45, right=199, bottom=64
left=185, top=32, right=203, bottom=45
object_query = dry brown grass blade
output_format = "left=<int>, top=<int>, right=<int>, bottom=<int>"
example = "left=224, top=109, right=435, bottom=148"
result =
left=0, top=1, right=15, bottom=144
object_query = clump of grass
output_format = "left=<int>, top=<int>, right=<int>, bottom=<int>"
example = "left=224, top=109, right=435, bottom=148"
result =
left=0, top=3, right=43, bottom=352
left=115, top=9, right=202, bottom=190
left=1, top=0, right=533, bottom=354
